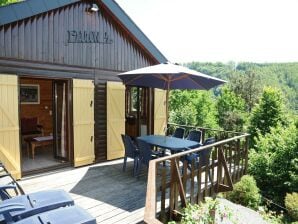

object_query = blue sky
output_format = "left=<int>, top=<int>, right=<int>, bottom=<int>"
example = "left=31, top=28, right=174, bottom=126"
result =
left=115, top=0, right=298, bottom=63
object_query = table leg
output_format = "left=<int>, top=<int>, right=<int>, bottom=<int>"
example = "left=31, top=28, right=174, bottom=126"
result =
left=26, top=142, right=30, bottom=158
left=31, top=143, right=35, bottom=160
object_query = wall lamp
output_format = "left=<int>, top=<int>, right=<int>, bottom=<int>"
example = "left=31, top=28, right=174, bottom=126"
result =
left=88, top=3, right=99, bottom=13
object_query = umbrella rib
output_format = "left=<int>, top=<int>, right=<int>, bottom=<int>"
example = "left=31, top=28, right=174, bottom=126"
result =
left=186, top=76, right=208, bottom=90
left=170, top=74, right=189, bottom=82
left=153, top=74, right=169, bottom=81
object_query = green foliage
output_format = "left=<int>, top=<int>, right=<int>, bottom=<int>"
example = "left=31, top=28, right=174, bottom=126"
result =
left=169, top=103, right=196, bottom=126
left=258, top=207, right=285, bottom=224
left=285, top=193, right=298, bottom=221
left=228, top=70, right=262, bottom=112
left=216, top=86, right=247, bottom=131
left=169, top=90, right=218, bottom=128
left=193, top=92, right=218, bottom=128
left=225, top=175, right=261, bottom=210
left=185, top=62, right=298, bottom=113
left=174, top=198, right=234, bottom=224
left=248, top=122, right=298, bottom=205
left=249, top=87, right=286, bottom=147
left=0, top=0, right=20, bottom=6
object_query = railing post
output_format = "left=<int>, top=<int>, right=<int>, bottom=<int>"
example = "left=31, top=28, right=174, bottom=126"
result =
left=216, top=144, right=223, bottom=193
left=144, top=160, right=162, bottom=224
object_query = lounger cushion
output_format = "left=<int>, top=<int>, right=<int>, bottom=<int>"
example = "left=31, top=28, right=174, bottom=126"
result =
left=15, top=206, right=96, bottom=224
left=0, top=190, right=74, bottom=221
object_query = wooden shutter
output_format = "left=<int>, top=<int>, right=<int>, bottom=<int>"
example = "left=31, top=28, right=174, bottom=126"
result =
left=0, top=75, right=21, bottom=179
left=154, top=89, right=167, bottom=135
left=73, top=79, right=95, bottom=167
left=107, top=81, right=125, bottom=160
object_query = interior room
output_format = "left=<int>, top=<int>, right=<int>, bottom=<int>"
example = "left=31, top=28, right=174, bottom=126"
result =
left=20, top=77, right=70, bottom=174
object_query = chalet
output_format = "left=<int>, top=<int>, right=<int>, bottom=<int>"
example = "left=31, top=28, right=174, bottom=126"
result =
left=0, top=0, right=168, bottom=179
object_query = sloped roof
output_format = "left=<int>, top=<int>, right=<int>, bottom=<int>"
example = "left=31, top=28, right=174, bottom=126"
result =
left=0, top=0, right=167, bottom=63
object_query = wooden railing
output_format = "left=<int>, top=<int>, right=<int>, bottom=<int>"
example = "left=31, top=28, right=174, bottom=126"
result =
left=144, top=126, right=250, bottom=223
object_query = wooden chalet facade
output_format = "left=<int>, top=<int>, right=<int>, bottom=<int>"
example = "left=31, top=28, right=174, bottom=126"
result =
left=0, top=0, right=168, bottom=178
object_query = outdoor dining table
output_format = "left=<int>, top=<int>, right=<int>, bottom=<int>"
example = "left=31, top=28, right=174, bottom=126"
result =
left=137, top=135, right=201, bottom=153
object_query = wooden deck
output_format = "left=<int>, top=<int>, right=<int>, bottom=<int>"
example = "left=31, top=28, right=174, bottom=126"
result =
left=19, top=159, right=148, bottom=224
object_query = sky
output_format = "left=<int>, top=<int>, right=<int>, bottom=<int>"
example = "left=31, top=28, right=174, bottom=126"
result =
left=115, top=0, right=298, bottom=64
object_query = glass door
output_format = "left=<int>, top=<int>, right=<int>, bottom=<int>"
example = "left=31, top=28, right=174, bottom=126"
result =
left=125, top=86, right=152, bottom=137
left=53, top=81, right=69, bottom=161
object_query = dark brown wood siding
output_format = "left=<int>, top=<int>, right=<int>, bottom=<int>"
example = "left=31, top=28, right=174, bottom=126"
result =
left=0, top=1, right=158, bottom=163
left=0, top=1, right=155, bottom=71
left=94, top=70, right=120, bottom=162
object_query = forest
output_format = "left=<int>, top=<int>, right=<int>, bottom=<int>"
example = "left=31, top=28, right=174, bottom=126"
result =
left=169, top=61, right=298, bottom=223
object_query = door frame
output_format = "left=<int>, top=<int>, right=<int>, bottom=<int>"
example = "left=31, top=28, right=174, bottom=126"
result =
left=18, top=75, right=73, bottom=176
left=125, top=86, right=154, bottom=137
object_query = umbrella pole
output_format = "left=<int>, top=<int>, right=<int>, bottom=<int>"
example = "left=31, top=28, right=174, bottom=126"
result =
left=165, top=83, right=170, bottom=135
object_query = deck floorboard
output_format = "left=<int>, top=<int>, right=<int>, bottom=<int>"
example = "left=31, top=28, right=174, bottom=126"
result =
left=19, top=159, right=147, bottom=224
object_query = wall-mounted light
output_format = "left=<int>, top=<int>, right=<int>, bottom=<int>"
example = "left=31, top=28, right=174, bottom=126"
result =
left=88, top=3, right=99, bottom=12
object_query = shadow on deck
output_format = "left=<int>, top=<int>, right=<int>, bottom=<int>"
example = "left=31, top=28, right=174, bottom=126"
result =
left=19, top=160, right=149, bottom=224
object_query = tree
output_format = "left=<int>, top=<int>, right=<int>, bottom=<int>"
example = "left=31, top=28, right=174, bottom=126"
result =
left=229, top=70, right=262, bottom=112
left=0, top=0, right=20, bottom=6
left=249, top=87, right=286, bottom=147
left=248, top=122, right=298, bottom=206
left=169, top=90, right=218, bottom=128
left=216, top=86, right=246, bottom=131
left=193, top=91, right=218, bottom=128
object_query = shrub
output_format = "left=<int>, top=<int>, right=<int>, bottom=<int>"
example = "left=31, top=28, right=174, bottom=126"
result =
left=225, top=175, right=261, bottom=210
left=285, top=193, right=298, bottom=221
left=177, top=198, right=234, bottom=224
left=248, top=122, right=298, bottom=205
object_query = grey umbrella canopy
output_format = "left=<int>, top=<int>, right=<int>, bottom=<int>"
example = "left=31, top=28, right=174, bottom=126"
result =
left=118, top=62, right=226, bottom=127
left=118, top=62, right=226, bottom=90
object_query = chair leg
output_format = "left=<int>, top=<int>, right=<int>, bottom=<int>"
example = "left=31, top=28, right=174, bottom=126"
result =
left=123, top=157, right=127, bottom=172
left=136, top=160, right=142, bottom=179
left=133, top=158, right=138, bottom=177
left=208, top=170, right=212, bottom=183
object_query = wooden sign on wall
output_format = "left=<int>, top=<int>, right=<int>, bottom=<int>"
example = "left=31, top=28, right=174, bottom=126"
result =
left=67, top=30, right=113, bottom=44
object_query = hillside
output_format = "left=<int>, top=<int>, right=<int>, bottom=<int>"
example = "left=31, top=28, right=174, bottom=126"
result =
left=185, top=62, right=298, bottom=112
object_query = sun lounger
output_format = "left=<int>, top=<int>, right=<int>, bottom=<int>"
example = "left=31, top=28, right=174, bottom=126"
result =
left=1, top=205, right=95, bottom=224
left=17, top=205, right=95, bottom=224
left=0, top=189, right=74, bottom=222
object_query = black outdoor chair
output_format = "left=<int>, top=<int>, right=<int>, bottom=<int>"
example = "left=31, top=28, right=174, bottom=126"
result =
left=183, top=137, right=216, bottom=181
left=172, top=127, right=185, bottom=139
left=0, top=162, right=24, bottom=200
left=135, top=139, right=162, bottom=178
left=186, top=130, right=202, bottom=143
left=121, top=134, right=139, bottom=177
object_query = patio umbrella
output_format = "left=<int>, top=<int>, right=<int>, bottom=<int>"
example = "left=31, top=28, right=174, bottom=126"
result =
left=118, top=62, right=226, bottom=126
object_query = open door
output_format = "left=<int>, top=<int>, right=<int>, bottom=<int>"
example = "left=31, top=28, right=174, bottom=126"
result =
left=107, top=81, right=125, bottom=160
left=73, top=79, right=95, bottom=167
left=154, top=89, right=167, bottom=135
left=53, top=80, right=69, bottom=161
left=0, top=75, right=21, bottom=179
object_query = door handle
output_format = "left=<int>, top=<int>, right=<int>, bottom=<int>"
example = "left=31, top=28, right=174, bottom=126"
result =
left=90, top=100, right=93, bottom=107
left=90, top=136, right=93, bottom=142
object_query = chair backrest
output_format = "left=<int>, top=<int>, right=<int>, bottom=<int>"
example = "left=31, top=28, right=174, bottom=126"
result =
left=172, top=127, right=185, bottom=139
left=121, top=134, right=137, bottom=158
left=186, top=130, right=202, bottom=143
left=203, top=137, right=215, bottom=146
left=136, top=139, right=152, bottom=167
left=21, top=117, right=38, bottom=133
left=198, top=137, right=215, bottom=166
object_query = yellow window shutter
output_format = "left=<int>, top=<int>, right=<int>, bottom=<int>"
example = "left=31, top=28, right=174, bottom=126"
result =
left=73, top=79, right=95, bottom=167
left=154, top=89, right=167, bottom=135
left=0, top=74, right=21, bottom=179
left=106, top=81, right=125, bottom=160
